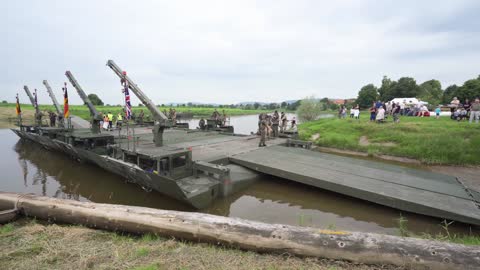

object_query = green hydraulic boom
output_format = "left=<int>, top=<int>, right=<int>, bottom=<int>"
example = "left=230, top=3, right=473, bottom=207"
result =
left=42, top=80, right=65, bottom=128
left=106, top=60, right=170, bottom=146
left=65, top=71, right=101, bottom=134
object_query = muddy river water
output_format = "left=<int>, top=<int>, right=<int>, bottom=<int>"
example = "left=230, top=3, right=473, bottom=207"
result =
left=0, top=114, right=477, bottom=236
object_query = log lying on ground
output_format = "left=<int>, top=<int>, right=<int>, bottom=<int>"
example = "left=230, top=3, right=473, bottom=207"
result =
left=0, top=208, right=19, bottom=224
left=0, top=192, right=479, bottom=270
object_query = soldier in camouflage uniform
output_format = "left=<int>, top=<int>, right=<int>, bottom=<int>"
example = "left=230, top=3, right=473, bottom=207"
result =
left=280, top=112, right=287, bottom=132
left=272, top=110, right=280, bottom=137
left=259, top=113, right=267, bottom=147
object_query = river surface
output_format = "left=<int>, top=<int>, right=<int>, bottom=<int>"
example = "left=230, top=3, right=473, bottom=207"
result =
left=0, top=114, right=477, bottom=236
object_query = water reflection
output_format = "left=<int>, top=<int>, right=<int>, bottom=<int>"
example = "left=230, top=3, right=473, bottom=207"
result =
left=1, top=127, right=477, bottom=236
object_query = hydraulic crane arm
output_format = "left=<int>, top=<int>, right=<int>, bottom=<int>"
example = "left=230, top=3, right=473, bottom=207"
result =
left=23, top=85, right=42, bottom=126
left=106, top=60, right=169, bottom=146
left=106, top=60, right=168, bottom=123
left=42, top=80, right=63, bottom=117
left=65, top=71, right=100, bottom=119
left=23, top=85, right=39, bottom=115
left=64, top=71, right=101, bottom=133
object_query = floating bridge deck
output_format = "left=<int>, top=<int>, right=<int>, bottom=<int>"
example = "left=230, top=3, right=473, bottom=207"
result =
left=229, top=145, right=480, bottom=226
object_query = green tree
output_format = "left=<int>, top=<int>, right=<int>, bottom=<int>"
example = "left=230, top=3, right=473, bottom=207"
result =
left=329, top=103, right=339, bottom=110
left=320, top=97, right=329, bottom=103
left=87, top=93, right=104, bottom=106
left=378, top=76, right=394, bottom=101
left=287, top=100, right=301, bottom=111
left=442, top=85, right=459, bottom=104
left=355, top=84, right=378, bottom=109
left=456, top=78, right=480, bottom=102
left=296, top=96, right=322, bottom=122
left=253, top=102, right=260, bottom=109
left=389, top=77, right=420, bottom=99
left=268, top=103, right=279, bottom=110
left=280, top=101, right=287, bottom=108
left=419, top=79, right=443, bottom=106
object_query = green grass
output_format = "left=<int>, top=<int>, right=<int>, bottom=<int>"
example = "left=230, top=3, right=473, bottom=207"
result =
left=299, top=112, right=480, bottom=165
left=0, top=220, right=384, bottom=270
left=0, top=224, right=14, bottom=235
left=130, top=264, right=160, bottom=270
left=0, top=103, right=275, bottom=121
left=395, top=215, right=480, bottom=246
left=135, top=247, right=150, bottom=257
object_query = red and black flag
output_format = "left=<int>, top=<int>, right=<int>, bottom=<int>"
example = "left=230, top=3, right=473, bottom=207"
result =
left=63, top=82, right=69, bottom=118
left=15, top=94, right=21, bottom=115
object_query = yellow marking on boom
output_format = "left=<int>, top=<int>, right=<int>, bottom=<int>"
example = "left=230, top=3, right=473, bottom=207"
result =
left=317, top=229, right=350, bottom=235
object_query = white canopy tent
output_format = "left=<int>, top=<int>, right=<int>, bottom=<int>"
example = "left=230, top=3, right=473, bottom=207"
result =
left=389, top=98, right=428, bottom=105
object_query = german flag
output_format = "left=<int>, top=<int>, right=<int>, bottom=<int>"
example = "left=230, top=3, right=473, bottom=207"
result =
left=63, top=82, right=69, bottom=118
left=15, top=94, right=21, bottom=115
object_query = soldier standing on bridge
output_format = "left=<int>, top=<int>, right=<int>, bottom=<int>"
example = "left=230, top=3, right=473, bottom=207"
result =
left=138, top=109, right=144, bottom=125
left=107, top=111, right=113, bottom=130
left=280, top=112, right=287, bottom=132
left=258, top=113, right=267, bottom=147
left=222, top=110, right=228, bottom=126
left=116, top=112, right=123, bottom=129
left=272, top=110, right=279, bottom=137
left=199, top=117, right=206, bottom=130
left=172, top=109, right=177, bottom=125
left=49, top=111, right=56, bottom=127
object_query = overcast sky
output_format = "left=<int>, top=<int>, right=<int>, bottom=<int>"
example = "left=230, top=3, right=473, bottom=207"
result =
left=2, top=0, right=480, bottom=105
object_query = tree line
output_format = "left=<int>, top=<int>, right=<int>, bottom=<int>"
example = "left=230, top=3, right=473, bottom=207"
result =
left=84, top=93, right=302, bottom=111
left=356, top=75, right=480, bottom=109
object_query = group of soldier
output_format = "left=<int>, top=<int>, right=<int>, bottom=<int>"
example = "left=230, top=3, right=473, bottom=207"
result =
left=211, top=109, right=228, bottom=126
left=164, top=108, right=177, bottom=124
left=197, top=109, right=229, bottom=130
left=258, top=111, right=295, bottom=147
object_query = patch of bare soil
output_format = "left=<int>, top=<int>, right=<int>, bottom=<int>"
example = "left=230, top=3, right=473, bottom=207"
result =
left=311, top=133, right=320, bottom=140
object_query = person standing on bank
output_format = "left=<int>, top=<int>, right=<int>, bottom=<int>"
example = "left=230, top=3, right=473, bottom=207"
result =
left=392, top=103, right=401, bottom=123
left=259, top=114, right=267, bottom=147
left=470, top=98, right=480, bottom=124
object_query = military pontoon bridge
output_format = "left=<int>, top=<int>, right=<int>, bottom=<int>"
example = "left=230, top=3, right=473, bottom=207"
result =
left=11, top=60, right=480, bottom=227
left=106, top=126, right=480, bottom=226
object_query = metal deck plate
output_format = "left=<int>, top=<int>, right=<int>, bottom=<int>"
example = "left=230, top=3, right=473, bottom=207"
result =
left=230, top=145, right=480, bottom=226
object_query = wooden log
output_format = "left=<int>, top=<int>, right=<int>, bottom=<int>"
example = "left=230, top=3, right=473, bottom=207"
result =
left=0, top=192, right=478, bottom=270
left=0, top=209, right=19, bottom=224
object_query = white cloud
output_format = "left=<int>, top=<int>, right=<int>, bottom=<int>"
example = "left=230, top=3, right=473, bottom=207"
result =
left=1, top=0, right=479, bottom=105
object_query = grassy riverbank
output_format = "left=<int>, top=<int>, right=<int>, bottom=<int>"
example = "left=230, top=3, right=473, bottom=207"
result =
left=1, top=219, right=401, bottom=270
left=299, top=114, right=480, bottom=165
left=0, top=103, right=272, bottom=121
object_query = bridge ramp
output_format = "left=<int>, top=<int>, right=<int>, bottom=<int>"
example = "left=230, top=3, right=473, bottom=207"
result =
left=229, top=145, right=480, bottom=226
